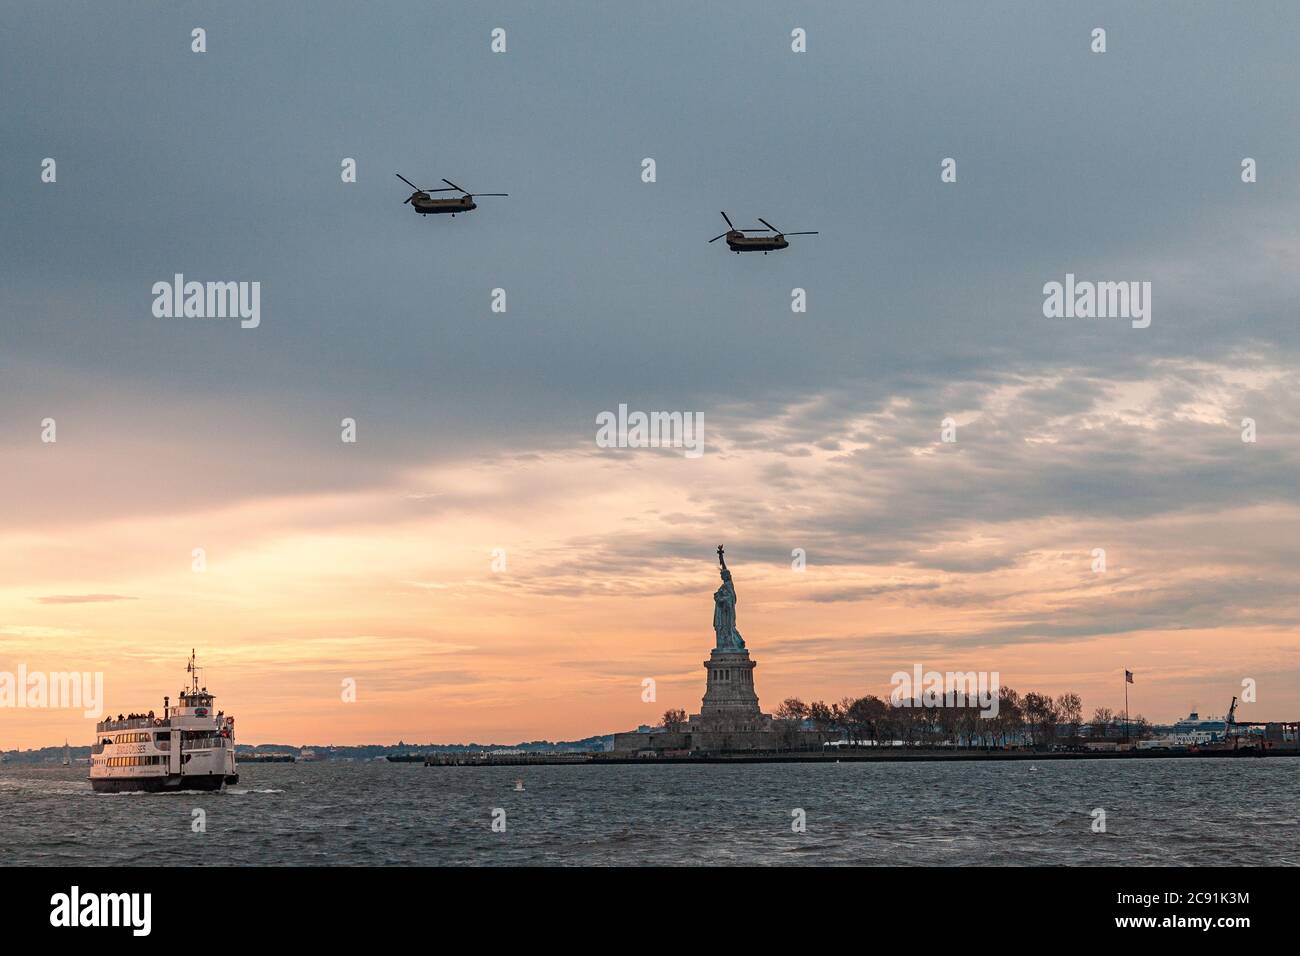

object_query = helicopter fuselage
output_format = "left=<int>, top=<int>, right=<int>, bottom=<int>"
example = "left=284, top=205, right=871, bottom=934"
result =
left=410, top=195, right=478, bottom=215
left=725, top=232, right=790, bottom=252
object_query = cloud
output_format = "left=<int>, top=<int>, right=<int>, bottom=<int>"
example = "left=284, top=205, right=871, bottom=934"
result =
left=34, top=594, right=136, bottom=605
left=0, top=625, right=82, bottom=638
left=808, top=582, right=942, bottom=603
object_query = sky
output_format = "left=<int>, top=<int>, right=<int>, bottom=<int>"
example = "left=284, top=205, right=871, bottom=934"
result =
left=2, top=1, right=1299, bottom=748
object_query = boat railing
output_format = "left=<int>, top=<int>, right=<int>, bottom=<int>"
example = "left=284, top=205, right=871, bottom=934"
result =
left=95, top=716, right=168, bottom=732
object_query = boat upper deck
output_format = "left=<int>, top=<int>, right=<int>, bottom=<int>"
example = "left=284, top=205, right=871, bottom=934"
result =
left=96, top=715, right=170, bottom=733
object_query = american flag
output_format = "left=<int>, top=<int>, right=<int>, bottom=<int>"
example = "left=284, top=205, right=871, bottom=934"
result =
left=1125, top=670, right=1134, bottom=684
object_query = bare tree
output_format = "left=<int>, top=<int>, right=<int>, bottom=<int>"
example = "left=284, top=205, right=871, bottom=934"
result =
left=891, top=703, right=923, bottom=748
left=993, top=687, right=1022, bottom=748
left=832, top=698, right=855, bottom=744
left=956, top=704, right=984, bottom=748
left=661, top=708, right=687, bottom=733
left=1056, top=693, right=1082, bottom=745
left=808, top=700, right=835, bottom=734
left=1090, top=707, right=1115, bottom=739
left=1003, top=691, right=1024, bottom=749
left=774, top=698, right=809, bottom=751
left=775, top=698, right=809, bottom=721
left=921, top=703, right=945, bottom=748
left=851, top=695, right=889, bottom=746
left=934, top=703, right=961, bottom=748
left=1021, top=692, right=1061, bottom=749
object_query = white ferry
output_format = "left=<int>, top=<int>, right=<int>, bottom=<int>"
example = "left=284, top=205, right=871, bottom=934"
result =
left=89, top=650, right=238, bottom=793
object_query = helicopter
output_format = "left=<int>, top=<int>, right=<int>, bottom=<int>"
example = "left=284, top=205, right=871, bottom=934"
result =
left=708, top=211, right=818, bottom=254
left=396, top=174, right=507, bottom=216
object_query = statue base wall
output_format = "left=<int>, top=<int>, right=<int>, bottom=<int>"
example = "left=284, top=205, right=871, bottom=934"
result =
left=696, top=648, right=765, bottom=727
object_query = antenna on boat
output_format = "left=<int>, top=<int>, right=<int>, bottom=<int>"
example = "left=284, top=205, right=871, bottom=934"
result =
left=187, top=648, right=201, bottom=694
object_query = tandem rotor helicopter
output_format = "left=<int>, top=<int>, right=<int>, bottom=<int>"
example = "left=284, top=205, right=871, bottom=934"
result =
left=708, top=211, right=818, bottom=254
left=396, top=173, right=508, bottom=216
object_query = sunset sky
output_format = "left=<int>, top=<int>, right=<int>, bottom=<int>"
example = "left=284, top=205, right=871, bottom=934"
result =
left=3, top=2, right=1299, bottom=749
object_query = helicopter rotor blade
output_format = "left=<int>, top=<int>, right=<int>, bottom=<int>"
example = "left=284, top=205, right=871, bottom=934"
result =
left=757, top=218, right=779, bottom=233
left=472, top=193, right=508, bottom=197
left=708, top=233, right=729, bottom=243
left=395, top=173, right=420, bottom=191
left=784, top=231, right=819, bottom=236
left=720, top=211, right=735, bottom=230
left=441, top=179, right=467, bottom=193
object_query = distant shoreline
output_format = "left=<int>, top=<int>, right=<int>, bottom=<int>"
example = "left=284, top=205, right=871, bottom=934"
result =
left=8, top=747, right=1295, bottom=769
left=420, top=747, right=1298, bottom=767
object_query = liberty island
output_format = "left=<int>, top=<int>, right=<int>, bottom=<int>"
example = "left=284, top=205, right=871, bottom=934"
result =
left=612, top=546, right=827, bottom=753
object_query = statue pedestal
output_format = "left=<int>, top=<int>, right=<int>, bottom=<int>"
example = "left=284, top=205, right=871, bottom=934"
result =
left=695, top=648, right=765, bottom=728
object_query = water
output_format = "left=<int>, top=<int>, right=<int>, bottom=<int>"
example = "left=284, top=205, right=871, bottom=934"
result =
left=1, top=759, right=1296, bottom=865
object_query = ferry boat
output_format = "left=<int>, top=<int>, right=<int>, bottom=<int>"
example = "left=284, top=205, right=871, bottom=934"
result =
left=89, top=650, right=238, bottom=793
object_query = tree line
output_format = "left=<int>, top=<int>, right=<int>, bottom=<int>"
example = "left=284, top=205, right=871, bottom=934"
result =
left=661, top=689, right=1151, bottom=750
left=773, top=690, right=1150, bottom=749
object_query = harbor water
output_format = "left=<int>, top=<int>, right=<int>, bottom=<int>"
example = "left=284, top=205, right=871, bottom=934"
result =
left=2, top=758, right=1295, bottom=866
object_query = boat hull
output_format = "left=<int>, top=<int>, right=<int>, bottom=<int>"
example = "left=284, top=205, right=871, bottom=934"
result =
left=91, top=773, right=234, bottom=794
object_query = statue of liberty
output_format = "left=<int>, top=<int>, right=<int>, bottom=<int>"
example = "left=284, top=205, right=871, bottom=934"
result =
left=712, top=545, right=745, bottom=651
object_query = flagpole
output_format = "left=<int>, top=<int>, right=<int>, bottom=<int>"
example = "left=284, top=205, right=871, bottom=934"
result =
left=1124, top=672, right=1130, bottom=744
